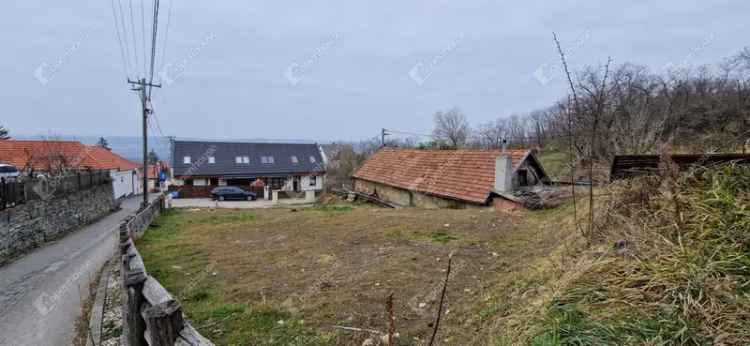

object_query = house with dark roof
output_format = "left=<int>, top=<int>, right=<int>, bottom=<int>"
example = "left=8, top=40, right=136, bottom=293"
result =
left=352, top=148, right=550, bottom=209
left=170, top=140, right=327, bottom=196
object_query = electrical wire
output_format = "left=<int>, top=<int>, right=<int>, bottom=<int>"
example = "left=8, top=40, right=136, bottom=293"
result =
left=128, top=0, right=138, bottom=78
left=140, top=0, right=148, bottom=77
left=148, top=0, right=160, bottom=98
left=109, top=0, right=131, bottom=78
left=157, top=0, right=173, bottom=83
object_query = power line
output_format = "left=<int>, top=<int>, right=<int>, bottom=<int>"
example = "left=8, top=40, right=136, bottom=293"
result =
left=157, top=0, right=173, bottom=80
left=116, top=0, right=133, bottom=77
left=384, top=128, right=575, bottom=142
left=148, top=0, right=160, bottom=98
left=140, top=0, right=148, bottom=77
left=128, top=0, right=138, bottom=77
left=109, top=0, right=131, bottom=78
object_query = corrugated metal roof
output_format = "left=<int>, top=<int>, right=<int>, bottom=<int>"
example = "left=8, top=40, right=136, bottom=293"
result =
left=610, top=154, right=750, bottom=181
left=172, top=140, right=326, bottom=177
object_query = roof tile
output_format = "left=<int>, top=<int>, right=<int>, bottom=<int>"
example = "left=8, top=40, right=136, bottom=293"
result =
left=353, top=148, right=529, bottom=204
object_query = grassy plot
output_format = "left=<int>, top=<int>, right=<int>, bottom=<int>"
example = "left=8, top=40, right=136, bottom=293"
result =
left=136, top=203, right=577, bottom=345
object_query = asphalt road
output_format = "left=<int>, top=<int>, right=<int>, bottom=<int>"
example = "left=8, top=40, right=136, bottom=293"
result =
left=0, top=196, right=143, bottom=346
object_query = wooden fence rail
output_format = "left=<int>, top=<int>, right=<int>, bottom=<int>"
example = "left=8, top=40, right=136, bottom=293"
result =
left=119, top=195, right=214, bottom=346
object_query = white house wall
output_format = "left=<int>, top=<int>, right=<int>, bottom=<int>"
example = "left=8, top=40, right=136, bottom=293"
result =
left=111, top=169, right=139, bottom=199
left=301, top=175, right=324, bottom=191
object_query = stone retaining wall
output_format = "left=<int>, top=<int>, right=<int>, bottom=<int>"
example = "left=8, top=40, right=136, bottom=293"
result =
left=0, top=183, right=117, bottom=266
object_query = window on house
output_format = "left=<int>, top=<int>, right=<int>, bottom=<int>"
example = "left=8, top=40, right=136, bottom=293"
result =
left=268, top=156, right=274, bottom=164
left=208, top=156, right=215, bottom=164
left=242, top=156, right=250, bottom=164
left=235, top=156, right=242, bottom=164
left=183, top=156, right=191, bottom=164
left=309, top=175, right=317, bottom=186
left=309, top=156, right=317, bottom=163
left=261, top=156, right=274, bottom=164
left=291, top=156, right=299, bottom=164
left=185, top=179, right=194, bottom=186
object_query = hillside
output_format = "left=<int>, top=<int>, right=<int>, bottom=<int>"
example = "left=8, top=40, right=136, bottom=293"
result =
left=491, top=163, right=750, bottom=345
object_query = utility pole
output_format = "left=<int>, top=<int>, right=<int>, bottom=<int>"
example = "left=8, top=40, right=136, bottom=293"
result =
left=381, top=128, right=390, bottom=147
left=128, top=78, right=161, bottom=207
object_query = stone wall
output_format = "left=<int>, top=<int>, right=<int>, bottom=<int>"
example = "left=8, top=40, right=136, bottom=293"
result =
left=0, top=183, right=117, bottom=266
left=354, top=179, right=483, bottom=209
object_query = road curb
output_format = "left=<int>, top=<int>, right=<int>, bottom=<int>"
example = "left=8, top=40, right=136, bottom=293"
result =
left=86, top=258, right=112, bottom=346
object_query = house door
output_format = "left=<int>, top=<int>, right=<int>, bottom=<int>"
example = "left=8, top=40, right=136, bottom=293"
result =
left=293, top=177, right=300, bottom=192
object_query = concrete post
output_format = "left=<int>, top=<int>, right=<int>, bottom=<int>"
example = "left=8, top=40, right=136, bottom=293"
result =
left=305, top=190, right=315, bottom=203
left=272, top=190, right=279, bottom=205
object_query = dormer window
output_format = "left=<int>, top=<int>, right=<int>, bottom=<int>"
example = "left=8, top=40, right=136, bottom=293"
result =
left=291, top=156, right=299, bottom=164
left=261, top=156, right=275, bottom=164
left=236, top=156, right=250, bottom=164
left=183, top=156, right=191, bottom=164
left=309, top=156, right=317, bottom=163
left=208, top=156, right=215, bottom=164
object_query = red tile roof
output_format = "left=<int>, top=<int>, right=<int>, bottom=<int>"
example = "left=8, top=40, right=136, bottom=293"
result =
left=0, top=140, right=137, bottom=172
left=87, top=146, right=139, bottom=171
left=352, top=148, right=530, bottom=204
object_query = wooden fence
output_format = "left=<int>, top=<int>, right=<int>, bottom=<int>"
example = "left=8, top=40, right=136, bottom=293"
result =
left=0, top=179, right=24, bottom=211
left=119, top=195, right=214, bottom=346
left=0, top=170, right=110, bottom=210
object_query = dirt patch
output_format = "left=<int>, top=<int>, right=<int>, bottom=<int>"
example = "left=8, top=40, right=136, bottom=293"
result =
left=137, top=204, right=573, bottom=345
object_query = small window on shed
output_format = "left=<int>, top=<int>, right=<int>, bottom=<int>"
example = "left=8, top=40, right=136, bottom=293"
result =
left=309, top=156, right=316, bottom=163
left=183, top=156, right=191, bottom=164
left=291, top=156, right=299, bottom=164
left=517, top=169, right=528, bottom=186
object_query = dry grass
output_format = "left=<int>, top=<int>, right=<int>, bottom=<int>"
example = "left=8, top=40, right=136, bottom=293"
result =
left=137, top=202, right=577, bottom=345
left=527, top=164, right=750, bottom=346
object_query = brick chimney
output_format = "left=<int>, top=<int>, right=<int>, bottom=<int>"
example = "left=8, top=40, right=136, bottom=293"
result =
left=495, top=153, right=513, bottom=193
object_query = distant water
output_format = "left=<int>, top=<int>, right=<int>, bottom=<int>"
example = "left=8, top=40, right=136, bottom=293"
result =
left=15, top=135, right=171, bottom=163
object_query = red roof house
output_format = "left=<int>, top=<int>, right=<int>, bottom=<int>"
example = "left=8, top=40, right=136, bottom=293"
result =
left=0, top=140, right=138, bottom=173
left=352, top=148, right=549, bottom=208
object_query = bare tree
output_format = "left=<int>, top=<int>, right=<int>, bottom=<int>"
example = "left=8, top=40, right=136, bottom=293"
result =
left=0, top=125, right=9, bottom=140
left=474, top=118, right=507, bottom=149
left=432, top=108, right=470, bottom=148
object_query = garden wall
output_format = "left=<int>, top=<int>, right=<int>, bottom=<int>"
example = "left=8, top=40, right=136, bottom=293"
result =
left=0, top=182, right=116, bottom=266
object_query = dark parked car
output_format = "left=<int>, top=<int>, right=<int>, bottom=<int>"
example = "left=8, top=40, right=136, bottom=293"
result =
left=211, top=186, right=257, bottom=201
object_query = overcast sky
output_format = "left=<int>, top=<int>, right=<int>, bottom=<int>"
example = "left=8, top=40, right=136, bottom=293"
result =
left=2, top=1, right=747, bottom=142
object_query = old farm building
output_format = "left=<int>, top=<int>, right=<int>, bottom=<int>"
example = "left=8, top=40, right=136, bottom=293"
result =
left=352, top=148, right=550, bottom=208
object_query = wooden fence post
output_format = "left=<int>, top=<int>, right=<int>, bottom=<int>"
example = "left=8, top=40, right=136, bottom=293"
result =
left=141, top=277, right=184, bottom=346
left=123, top=246, right=148, bottom=346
